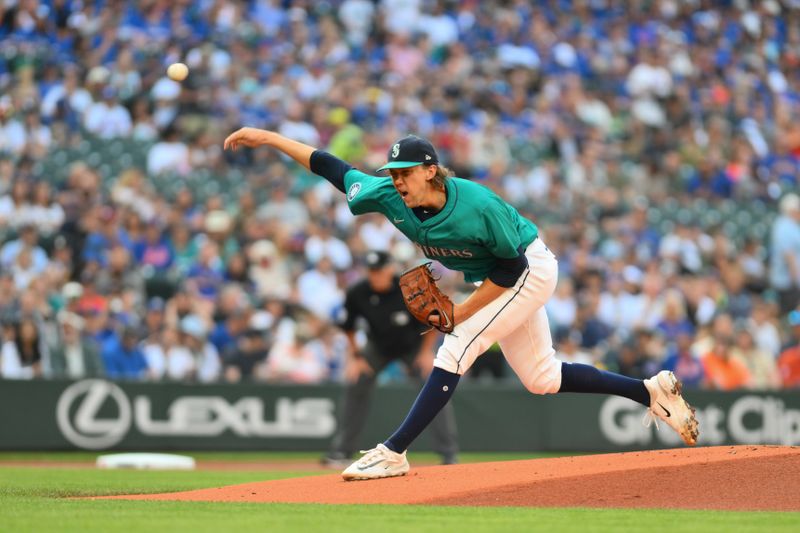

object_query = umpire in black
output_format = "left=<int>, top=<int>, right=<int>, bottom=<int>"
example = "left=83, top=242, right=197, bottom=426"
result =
left=324, top=251, right=459, bottom=466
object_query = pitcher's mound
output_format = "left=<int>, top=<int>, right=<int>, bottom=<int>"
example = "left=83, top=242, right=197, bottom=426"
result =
left=107, top=446, right=800, bottom=511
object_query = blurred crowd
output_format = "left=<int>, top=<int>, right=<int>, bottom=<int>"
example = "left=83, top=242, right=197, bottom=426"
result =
left=0, top=0, right=799, bottom=389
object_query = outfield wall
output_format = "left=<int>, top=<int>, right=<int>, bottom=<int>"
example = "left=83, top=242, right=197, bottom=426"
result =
left=1, top=379, right=798, bottom=451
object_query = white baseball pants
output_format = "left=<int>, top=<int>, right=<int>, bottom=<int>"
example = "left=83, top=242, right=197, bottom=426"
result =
left=433, top=238, right=562, bottom=394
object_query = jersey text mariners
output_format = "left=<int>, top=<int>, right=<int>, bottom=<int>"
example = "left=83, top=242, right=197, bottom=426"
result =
left=344, top=169, right=538, bottom=282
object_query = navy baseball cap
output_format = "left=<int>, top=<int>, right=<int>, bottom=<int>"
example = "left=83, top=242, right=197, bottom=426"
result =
left=377, top=135, right=439, bottom=171
left=365, top=250, right=391, bottom=269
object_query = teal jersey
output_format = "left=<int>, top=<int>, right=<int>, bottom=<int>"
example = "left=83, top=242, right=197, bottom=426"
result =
left=344, top=169, right=538, bottom=283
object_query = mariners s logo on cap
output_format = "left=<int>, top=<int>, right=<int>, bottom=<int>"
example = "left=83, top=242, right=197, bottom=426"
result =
left=378, top=135, right=439, bottom=171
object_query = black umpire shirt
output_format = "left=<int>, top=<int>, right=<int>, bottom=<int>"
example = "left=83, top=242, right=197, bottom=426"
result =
left=337, top=275, right=428, bottom=359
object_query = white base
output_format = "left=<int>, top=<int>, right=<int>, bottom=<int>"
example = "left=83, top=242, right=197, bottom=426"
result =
left=95, top=453, right=196, bottom=470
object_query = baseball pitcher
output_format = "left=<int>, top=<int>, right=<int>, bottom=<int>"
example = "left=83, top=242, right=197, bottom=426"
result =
left=224, top=128, right=700, bottom=481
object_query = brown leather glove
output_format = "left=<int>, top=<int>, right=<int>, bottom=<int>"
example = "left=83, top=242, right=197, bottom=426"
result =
left=399, top=263, right=455, bottom=333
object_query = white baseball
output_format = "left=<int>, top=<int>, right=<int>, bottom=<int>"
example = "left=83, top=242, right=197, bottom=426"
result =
left=167, top=62, right=189, bottom=82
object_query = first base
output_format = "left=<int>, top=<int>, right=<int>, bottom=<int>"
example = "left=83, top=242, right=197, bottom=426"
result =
left=96, top=453, right=196, bottom=470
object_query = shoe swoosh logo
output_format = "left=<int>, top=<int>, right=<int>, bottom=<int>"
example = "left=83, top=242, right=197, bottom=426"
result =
left=657, top=402, right=671, bottom=417
left=357, top=459, right=385, bottom=470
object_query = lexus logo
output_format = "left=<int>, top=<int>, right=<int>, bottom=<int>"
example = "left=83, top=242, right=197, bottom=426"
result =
left=55, top=380, right=337, bottom=449
left=56, top=380, right=132, bottom=449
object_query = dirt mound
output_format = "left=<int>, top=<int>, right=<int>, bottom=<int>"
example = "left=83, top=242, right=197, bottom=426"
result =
left=105, top=446, right=800, bottom=511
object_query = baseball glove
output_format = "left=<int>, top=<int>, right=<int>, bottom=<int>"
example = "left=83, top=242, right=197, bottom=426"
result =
left=399, top=263, right=455, bottom=333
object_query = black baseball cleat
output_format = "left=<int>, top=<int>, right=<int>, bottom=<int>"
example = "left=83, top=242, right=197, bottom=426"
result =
left=441, top=453, right=459, bottom=465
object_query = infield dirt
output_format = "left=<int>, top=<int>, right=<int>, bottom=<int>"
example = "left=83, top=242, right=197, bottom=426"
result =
left=105, top=445, right=800, bottom=511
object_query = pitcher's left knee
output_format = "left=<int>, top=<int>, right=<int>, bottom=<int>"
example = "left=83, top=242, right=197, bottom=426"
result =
left=523, top=359, right=562, bottom=395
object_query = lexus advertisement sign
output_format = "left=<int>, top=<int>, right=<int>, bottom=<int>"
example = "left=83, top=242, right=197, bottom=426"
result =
left=55, top=380, right=337, bottom=450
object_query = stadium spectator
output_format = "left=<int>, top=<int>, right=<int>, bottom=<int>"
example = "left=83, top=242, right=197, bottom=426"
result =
left=279, top=100, right=321, bottom=147
left=0, top=318, right=46, bottom=379
left=146, top=123, right=191, bottom=176
left=223, top=311, right=273, bottom=383
left=141, top=326, right=172, bottom=382
left=597, top=272, right=640, bottom=335
left=101, top=324, right=148, bottom=381
left=610, top=329, right=662, bottom=380
left=185, top=240, right=225, bottom=301
left=29, top=182, right=65, bottom=237
left=297, top=256, right=344, bottom=321
left=661, top=332, right=705, bottom=389
left=555, top=328, right=593, bottom=366
left=263, top=315, right=328, bottom=384
left=738, top=238, right=767, bottom=293
left=209, top=308, right=248, bottom=362
left=304, top=221, right=352, bottom=271
left=0, top=324, right=23, bottom=379
left=39, top=65, right=92, bottom=126
left=770, top=194, right=800, bottom=314
left=48, top=312, right=104, bottom=379
left=247, top=239, right=292, bottom=301
left=169, top=223, right=200, bottom=275
left=748, top=299, right=783, bottom=358
left=94, top=244, right=145, bottom=299
left=255, top=180, right=310, bottom=234
left=131, top=98, right=158, bottom=141
left=356, top=213, right=400, bottom=253
left=778, top=311, right=800, bottom=389
left=0, top=180, right=30, bottom=229
left=83, top=86, right=132, bottom=139
left=223, top=252, right=250, bottom=286
left=573, top=293, right=612, bottom=354
left=20, top=108, right=52, bottom=158
left=11, top=246, right=44, bottom=290
left=701, top=335, right=753, bottom=391
left=166, top=314, right=221, bottom=383
left=203, top=210, right=239, bottom=265
left=546, top=278, right=578, bottom=331
left=135, top=221, right=174, bottom=273
left=0, top=97, right=26, bottom=156
left=655, top=290, right=695, bottom=349
left=141, top=296, right=165, bottom=336
left=732, top=327, right=781, bottom=390
left=1, top=224, right=48, bottom=271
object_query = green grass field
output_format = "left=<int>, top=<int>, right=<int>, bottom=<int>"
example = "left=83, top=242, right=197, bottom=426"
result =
left=2, top=452, right=799, bottom=533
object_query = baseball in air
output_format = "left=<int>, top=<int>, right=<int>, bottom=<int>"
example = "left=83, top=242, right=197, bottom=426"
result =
left=167, top=62, right=189, bottom=81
